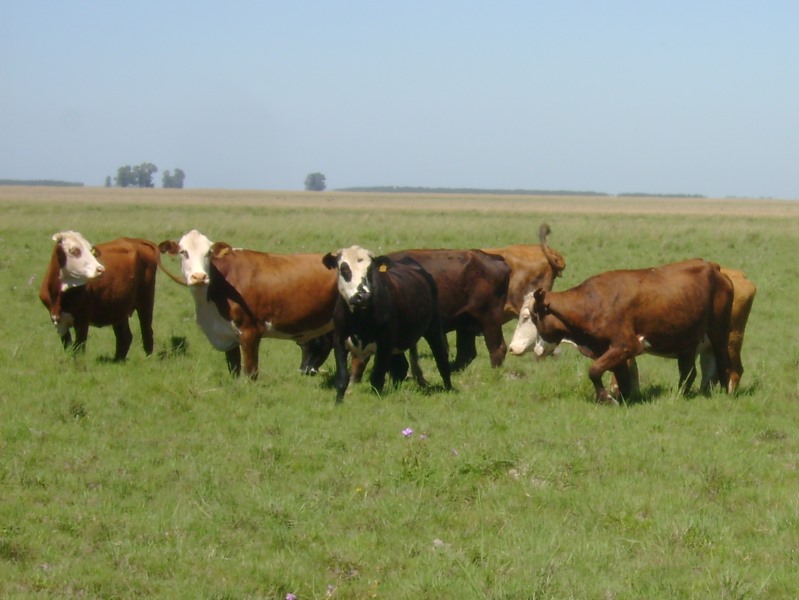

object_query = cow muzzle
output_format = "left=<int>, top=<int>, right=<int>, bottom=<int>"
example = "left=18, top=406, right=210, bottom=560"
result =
left=348, top=289, right=370, bottom=308
left=189, top=272, right=209, bottom=286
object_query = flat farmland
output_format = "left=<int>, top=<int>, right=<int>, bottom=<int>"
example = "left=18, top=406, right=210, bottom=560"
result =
left=1, top=186, right=798, bottom=599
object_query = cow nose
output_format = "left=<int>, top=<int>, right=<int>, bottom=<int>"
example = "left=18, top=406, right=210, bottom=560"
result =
left=95, top=264, right=106, bottom=276
left=349, top=290, right=369, bottom=307
left=189, top=272, right=208, bottom=285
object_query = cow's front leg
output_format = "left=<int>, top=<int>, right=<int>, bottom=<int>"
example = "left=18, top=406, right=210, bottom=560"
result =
left=239, top=331, right=261, bottom=380
left=369, top=347, right=392, bottom=396
left=73, top=321, right=90, bottom=355
left=589, top=345, right=638, bottom=405
left=112, top=321, right=133, bottom=361
left=350, top=355, right=369, bottom=384
left=60, top=331, right=73, bottom=351
left=332, top=335, right=351, bottom=402
left=452, top=330, right=477, bottom=371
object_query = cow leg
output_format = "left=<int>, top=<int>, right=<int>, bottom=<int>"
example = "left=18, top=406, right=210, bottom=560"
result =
left=239, top=332, right=261, bottom=380
left=609, top=358, right=640, bottom=399
left=407, top=345, right=428, bottom=388
left=452, top=330, right=477, bottom=371
left=298, top=333, right=332, bottom=375
left=482, top=324, right=508, bottom=368
left=424, top=328, right=453, bottom=391
left=350, top=355, right=369, bottom=384
left=225, top=347, right=242, bottom=376
left=73, top=321, right=90, bottom=354
left=136, top=306, right=155, bottom=356
left=677, top=351, right=698, bottom=394
left=333, top=336, right=350, bottom=402
left=588, top=346, right=640, bottom=405
left=112, top=321, right=133, bottom=361
left=369, top=348, right=392, bottom=396
left=389, top=352, right=410, bottom=387
left=60, top=331, right=73, bottom=351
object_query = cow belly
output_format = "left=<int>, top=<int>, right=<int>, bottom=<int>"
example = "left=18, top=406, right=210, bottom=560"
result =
left=263, top=321, right=332, bottom=343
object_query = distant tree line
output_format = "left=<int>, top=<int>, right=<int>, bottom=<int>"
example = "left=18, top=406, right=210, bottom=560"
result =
left=108, top=163, right=185, bottom=188
left=336, top=186, right=610, bottom=196
left=0, top=179, right=83, bottom=187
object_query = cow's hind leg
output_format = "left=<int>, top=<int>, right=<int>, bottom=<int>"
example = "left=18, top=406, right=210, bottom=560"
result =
left=677, top=351, right=698, bottom=394
left=136, top=306, right=155, bottom=356
left=239, top=332, right=261, bottom=380
left=369, top=348, right=392, bottom=396
left=112, top=321, right=133, bottom=361
left=225, top=347, right=242, bottom=376
left=407, top=346, right=428, bottom=387
left=425, top=326, right=453, bottom=391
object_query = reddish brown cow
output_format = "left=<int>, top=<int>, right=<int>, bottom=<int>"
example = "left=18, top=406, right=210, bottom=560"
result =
left=39, top=232, right=160, bottom=360
left=484, top=223, right=567, bottom=320
left=512, top=259, right=734, bottom=404
left=159, top=230, right=338, bottom=378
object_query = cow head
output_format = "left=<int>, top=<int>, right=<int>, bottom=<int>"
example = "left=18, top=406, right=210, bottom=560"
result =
left=323, top=245, right=378, bottom=310
left=52, top=231, right=105, bottom=291
left=159, top=229, right=219, bottom=287
left=509, top=289, right=561, bottom=357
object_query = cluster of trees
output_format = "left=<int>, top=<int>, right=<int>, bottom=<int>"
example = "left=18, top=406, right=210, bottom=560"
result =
left=305, top=172, right=326, bottom=191
left=106, top=163, right=185, bottom=188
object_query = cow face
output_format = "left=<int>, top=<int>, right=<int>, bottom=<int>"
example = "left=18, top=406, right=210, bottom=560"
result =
left=53, top=231, right=105, bottom=291
left=323, top=245, right=375, bottom=310
left=509, top=290, right=560, bottom=357
left=160, top=229, right=214, bottom=286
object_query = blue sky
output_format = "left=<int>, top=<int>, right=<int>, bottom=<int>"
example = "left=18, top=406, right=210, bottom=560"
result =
left=2, top=1, right=798, bottom=198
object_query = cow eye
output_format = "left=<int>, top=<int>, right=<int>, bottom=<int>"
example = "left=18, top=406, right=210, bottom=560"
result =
left=69, top=247, right=82, bottom=258
left=339, top=263, right=352, bottom=282
left=180, top=250, right=189, bottom=258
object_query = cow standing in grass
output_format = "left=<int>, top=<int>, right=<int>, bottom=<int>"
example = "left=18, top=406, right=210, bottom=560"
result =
left=323, top=245, right=452, bottom=402
left=509, top=259, right=734, bottom=403
left=39, top=231, right=160, bottom=360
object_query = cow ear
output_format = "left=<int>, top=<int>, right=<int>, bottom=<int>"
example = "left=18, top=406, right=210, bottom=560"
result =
left=210, top=242, right=232, bottom=258
left=533, top=288, right=549, bottom=314
left=158, top=240, right=178, bottom=255
left=91, top=246, right=101, bottom=258
left=373, top=256, right=392, bottom=273
left=322, top=252, right=339, bottom=270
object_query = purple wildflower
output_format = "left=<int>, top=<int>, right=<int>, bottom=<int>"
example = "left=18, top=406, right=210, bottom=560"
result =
left=286, top=594, right=297, bottom=600
left=402, top=427, right=414, bottom=437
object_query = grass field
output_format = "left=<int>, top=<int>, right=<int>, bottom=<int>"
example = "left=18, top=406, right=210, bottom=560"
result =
left=1, top=186, right=798, bottom=599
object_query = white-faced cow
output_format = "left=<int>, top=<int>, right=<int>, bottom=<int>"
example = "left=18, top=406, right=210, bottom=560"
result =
left=39, top=231, right=160, bottom=360
left=158, top=230, right=338, bottom=378
left=322, top=245, right=452, bottom=402
left=508, top=259, right=734, bottom=404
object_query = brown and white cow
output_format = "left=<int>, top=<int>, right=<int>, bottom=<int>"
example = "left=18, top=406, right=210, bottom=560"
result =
left=484, top=222, right=567, bottom=320
left=159, top=230, right=338, bottom=378
left=39, top=231, right=159, bottom=360
left=323, top=245, right=452, bottom=402
left=508, top=259, right=734, bottom=404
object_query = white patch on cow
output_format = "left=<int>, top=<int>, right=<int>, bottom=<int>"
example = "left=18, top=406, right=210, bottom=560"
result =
left=509, top=292, right=559, bottom=358
left=53, top=231, right=105, bottom=291
left=176, top=229, right=214, bottom=286
left=637, top=335, right=652, bottom=351
left=333, top=245, right=375, bottom=310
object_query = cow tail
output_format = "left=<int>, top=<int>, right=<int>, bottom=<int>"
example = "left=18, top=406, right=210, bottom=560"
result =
left=539, top=223, right=566, bottom=277
left=154, top=246, right=188, bottom=286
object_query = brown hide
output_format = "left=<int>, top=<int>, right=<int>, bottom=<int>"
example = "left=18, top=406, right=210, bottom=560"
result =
left=533, top=259, right=733, bottom=403
left=39, top=238, right=159, bottom=359
left=386, top=248, right=510, bottom=369
left=717, top=267, right=757, bottom=392
left=206, top=248, right=339, bottom=377
left=483, top=223, right=566, bottom=319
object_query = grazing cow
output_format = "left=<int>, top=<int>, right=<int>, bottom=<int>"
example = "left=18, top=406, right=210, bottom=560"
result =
left=322, top=245, right=452, bottom=402
left=158, top=230, right=338, bottom=378
left=484, top=222, right=567, bottom=320
left=508, top=259, right=734, bottom=404
left=39, top=231, right=159, bottom=360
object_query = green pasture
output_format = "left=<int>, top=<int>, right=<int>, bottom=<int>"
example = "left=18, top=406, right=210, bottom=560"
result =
left=1, top=188, right=798, bottom=598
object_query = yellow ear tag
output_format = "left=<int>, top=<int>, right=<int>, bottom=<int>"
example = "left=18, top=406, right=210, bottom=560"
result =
left=379, top=264, right=388, bottom=273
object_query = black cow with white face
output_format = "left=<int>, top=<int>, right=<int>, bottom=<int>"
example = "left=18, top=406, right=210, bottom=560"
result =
left=322, top=245, right=452, bottom=402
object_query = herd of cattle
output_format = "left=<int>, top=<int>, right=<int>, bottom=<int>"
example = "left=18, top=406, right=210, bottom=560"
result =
left=39, top=225, right=756, bottom=404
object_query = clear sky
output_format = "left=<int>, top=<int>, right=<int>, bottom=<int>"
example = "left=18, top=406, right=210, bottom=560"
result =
left=2, top=1, right=798, bottom=198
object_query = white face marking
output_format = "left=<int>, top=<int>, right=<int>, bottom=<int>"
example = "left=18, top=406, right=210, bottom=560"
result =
left=53, top=231, right=105, bottom=291
left=333, top=245, right=375, bottom=310
left=177, top=229, right=213, bottom=286
left=509, top=292, right=558, bottom=357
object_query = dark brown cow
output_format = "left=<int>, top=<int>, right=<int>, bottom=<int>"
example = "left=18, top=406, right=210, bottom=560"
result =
left=159, top=230, right=338, bottom=378
left=510, top=259, right=734, bottom=404
left=39, top=231, right=159, bottom=360
left=484, top=222, right=567, bottom=320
